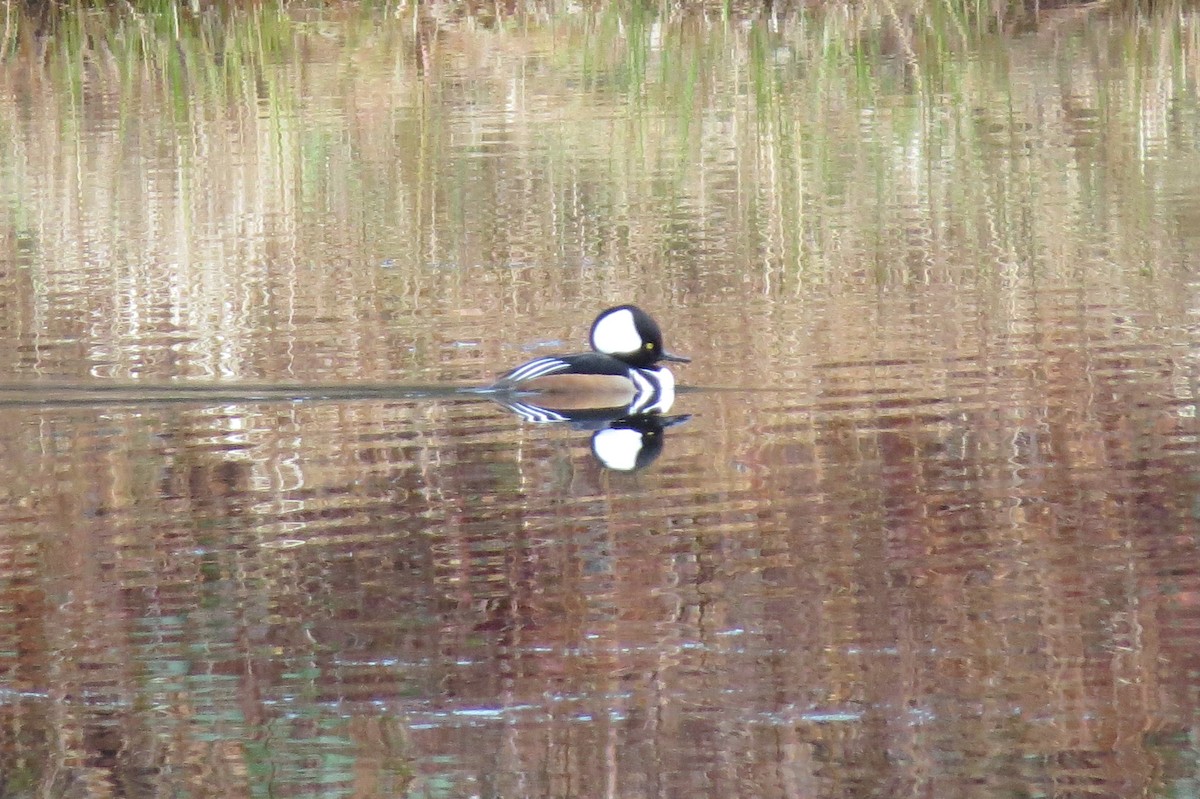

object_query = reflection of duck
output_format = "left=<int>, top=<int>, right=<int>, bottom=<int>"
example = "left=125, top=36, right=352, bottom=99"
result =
left=590, top=413, right=691, bottom=472
left=488, top=304, right=688, bottom=414
left=493, top=395, right=691, bottom=472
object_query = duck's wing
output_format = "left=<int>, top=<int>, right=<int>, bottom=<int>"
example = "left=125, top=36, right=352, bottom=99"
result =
left=492, top=353, right=628, bottom=389
left=492, top=356, right=576, bottom=387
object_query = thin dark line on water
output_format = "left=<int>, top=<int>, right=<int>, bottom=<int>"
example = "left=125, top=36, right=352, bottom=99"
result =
left=0, top=381, right=784, bottom=409
left=677, top=385, right=795, bottom=394
left=0, top=382, right=474, bottom=408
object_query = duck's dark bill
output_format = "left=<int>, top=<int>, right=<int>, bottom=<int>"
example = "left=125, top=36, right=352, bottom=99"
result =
left=661, top=351, right=691, bottom=363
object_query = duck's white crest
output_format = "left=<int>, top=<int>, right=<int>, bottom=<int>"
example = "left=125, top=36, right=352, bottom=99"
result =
left=591, top=427, right=644, bottom=472
left=590, top=308, right=642, bottom=354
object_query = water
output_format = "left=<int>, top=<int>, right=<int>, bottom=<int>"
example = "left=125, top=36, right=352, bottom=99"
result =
left=2, top=3, right=1200, bottom=797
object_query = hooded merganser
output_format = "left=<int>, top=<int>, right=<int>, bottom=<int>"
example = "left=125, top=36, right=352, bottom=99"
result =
left=489, top=304, right=689, bottom=414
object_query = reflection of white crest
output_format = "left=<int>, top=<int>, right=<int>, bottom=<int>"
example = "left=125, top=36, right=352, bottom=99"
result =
left=591, top=308, right=641, bottom=354
left=592, top=427, right=645, bottom=472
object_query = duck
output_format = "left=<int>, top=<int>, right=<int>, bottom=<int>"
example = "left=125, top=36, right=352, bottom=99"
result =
left=488, top=304, right=689, bottom=415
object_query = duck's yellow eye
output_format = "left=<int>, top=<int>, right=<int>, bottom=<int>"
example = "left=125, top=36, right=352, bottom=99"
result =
left=645, top=342, right=655, bottom=349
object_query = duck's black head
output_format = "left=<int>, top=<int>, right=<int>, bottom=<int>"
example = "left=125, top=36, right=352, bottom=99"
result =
left=589, top=304, right=690, bottom=369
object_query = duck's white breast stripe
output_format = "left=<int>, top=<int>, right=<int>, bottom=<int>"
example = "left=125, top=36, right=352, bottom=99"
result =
left=627, top=369, right=657, bottom=414
left=629, top=367, right=676, bottom=414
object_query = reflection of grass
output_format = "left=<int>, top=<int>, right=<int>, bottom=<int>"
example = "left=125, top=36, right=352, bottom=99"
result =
left=0, top=0, right=1190, bottom=332
left=0, top=0, right=1188, bottom=303
left=31, top=2, right=297, bottom=123
left=0, top=0, right=1188, bottom=287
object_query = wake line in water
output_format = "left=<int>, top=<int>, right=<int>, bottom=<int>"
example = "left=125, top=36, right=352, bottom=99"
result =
left=0, top=381, right=783, bottom=408
left=0, top=381, right=480, bottom=408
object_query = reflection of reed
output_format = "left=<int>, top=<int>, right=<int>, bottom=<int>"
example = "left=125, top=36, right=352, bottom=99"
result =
left=1, top=3, right=1195, bottom=386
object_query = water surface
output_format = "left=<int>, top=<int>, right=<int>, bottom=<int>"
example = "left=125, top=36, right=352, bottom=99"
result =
left=1, top=3, right=1200, bottom=796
